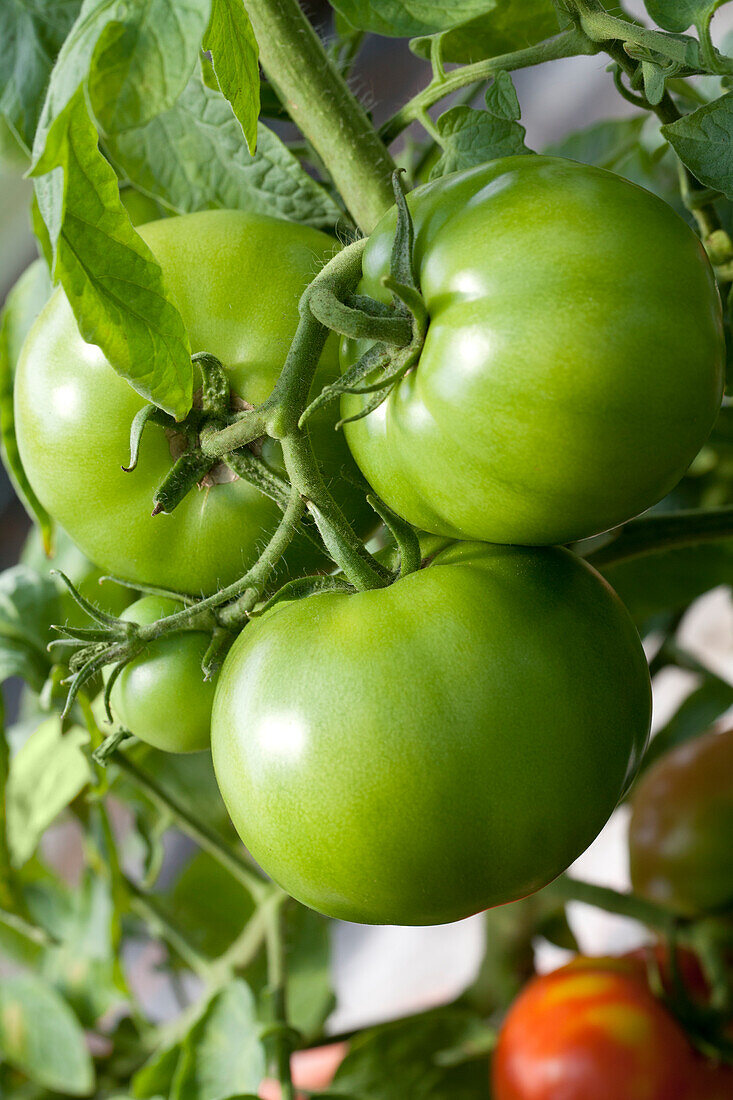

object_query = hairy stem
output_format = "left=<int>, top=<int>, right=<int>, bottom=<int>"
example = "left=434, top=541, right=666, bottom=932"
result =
left=244, top=0, right=395, bottom=232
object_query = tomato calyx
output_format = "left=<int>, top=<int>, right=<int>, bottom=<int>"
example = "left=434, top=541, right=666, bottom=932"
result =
left=120, top=352, right=293, bottom=519
left=299, top=170, right=429, bottom=430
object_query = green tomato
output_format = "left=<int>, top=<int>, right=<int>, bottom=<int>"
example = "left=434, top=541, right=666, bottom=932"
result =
left=15, top=210, right=371, bottom=596
left=341, top=157, right=724, bottom=545
left=104, top=595, right=215, bottom=754
left=629, top=727, right=733, bottom=916
left=211, top=543, right=651, bottom=925
left=21, top=525, right=133, bottom=629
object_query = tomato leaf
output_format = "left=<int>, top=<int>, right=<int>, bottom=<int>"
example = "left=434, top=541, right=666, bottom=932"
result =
left=410, top=0, right=564, bottom=65
left=35, top=0, right=210, bottom=140
left=171, top=980, right=266, bottom=1100
left=0, top=260, right=55, bottom=550
left=662, top=92, right=733, bottom=201
left=5, top=716, right=92, bottom=867
left=0, top=564, right=59, bottom=690
left=332, top=1007, right=492, bottom=1099
left=105, top=76, right=342, bottom=229
left=0, top=0, right=81, bottom=150
left=644, top=1, right=722, bottom=33
left=30, top=87, right=193, bottom=419
left=0, top=972, right=94, bottom=1096
left=430, top=73, right=531, bottom=179
left=203, top=0, right=260, bottom=155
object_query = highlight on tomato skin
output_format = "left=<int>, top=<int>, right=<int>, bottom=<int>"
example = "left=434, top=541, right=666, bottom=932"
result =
left=491, top=956, right=703, bottom=1100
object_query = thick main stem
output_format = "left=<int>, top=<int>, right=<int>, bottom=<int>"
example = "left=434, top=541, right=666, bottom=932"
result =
left=244, top=0, right=395, bottom=232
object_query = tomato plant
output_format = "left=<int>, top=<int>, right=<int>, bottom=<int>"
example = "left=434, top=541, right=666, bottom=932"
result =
left=102, top=595, right=216, bottom=753
left=629, top=727, right=733, bottom=917
left=3, top=1, right=733, bottom=1098
left=211, top=542, right=650, bottom=925
left=14, top=210, right=372, bottom=596
left=492, top=956, right=700, bottom=1100
left=341, top=156, right=724, bottom=546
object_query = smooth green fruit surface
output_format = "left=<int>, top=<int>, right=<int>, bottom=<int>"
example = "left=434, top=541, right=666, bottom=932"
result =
left=15, top=209, right=369, bottom=595
left=212, top=543, right=651, bottom=925
left=104, top=595, right=215, bottom=753
left=341, top=157, right=725, bottom=545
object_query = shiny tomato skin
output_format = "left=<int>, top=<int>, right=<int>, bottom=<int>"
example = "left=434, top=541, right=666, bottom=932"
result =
left=104, top=595, right=215, bottom=753
left=629, top=728, right=733, bottom=917
left=492, top=958, right=699, bottom=1100
left=341, top=157, right=724, bottom=546
left=211, top=542, right=650, bottom=925
left=14, top=210, right=370, bottom=596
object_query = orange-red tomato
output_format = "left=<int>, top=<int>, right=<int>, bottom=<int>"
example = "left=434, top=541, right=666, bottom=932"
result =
left=492, top=957, right=699, bottom=1100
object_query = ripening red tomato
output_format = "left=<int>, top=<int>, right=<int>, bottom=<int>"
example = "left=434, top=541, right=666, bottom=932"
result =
left=492, top=956, right=700, bottom=1100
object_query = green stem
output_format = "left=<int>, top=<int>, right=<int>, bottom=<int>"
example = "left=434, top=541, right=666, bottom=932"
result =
left=111, top=751, right=270, bottom=903
left=565, top=0, right=722, bottom=237
left=547, top=876, right=686, bottom=937
left=203, top=238, right=392, bottom=592
left=380, top=28, right=594, bottom=146
left=584, top=505, right=733, bottom=568
left=266, top=900, right=295, bottom=1100
left=243, top=0, right=395, bottom=232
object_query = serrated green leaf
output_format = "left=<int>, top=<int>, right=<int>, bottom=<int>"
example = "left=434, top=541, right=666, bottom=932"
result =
left=105, top=76, right=342, bottom=228
left=484, top=69, right=521, bottom=120
left=203, top=0, right=259, bottom=154
left=662, top=91, right=733, bottom=200
left=31, top=87, right=193, bottom=418
left=6, top=717, right=92, bottom=867
left=410, top=0, right=563, bottom=65
left=430, top=75, right=530, bottom=179
left=35, top=0, right=210, bottom=145
left=0, top=0, right=81, bottom=149
left=0, top=973, right=94, bottom=1095
left=644, top=0, right=722, bottom=33
left=0, top=564, right=58, bottom=662
left=173, top=980, right=266, bottom=1100
left=0, top=260, right=55, bottom=548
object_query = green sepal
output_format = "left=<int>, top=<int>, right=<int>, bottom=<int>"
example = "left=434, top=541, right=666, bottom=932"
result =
left=194, top=351, right=230, bottom=418
left=152, top=448, right=213, bottom=516
left=252, top=574, right=354, bottom=617
left=123, top=403, right=175, bottom=473
left=366, top=494, right=421, bottom=578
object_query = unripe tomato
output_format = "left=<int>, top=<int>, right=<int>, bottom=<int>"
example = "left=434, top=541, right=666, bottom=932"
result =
left=15, top=210, right=371, bottom=595
left=629, top=728, right=733, bottom=917
left=211, top=543, right=650, bottom=925
left=341, top=157, right=724, bottom=546
left=103, top=595, right=215, bottom=753
left=492, top=956, right=699, bottom=1100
